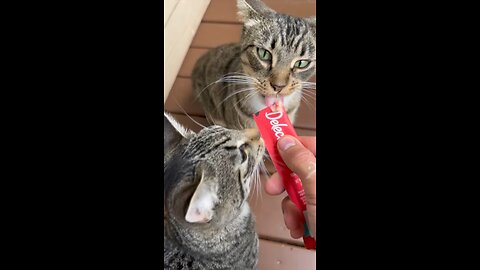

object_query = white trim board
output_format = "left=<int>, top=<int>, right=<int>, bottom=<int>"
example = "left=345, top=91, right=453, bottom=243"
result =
left=164, top=0, right=211, bottom=104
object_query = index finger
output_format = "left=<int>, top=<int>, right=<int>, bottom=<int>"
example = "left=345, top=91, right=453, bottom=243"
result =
left=277, top=136, right=316, bottom=205
left=264, top=172, right=285, bottom=195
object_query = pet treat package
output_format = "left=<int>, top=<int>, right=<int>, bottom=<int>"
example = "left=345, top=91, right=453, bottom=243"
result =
left=253, top=103, right=316, bottom=250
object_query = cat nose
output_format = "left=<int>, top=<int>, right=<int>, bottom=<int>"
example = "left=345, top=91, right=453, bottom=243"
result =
left=270, top=82, right=286, bottom=93
left=243, top=128, right=260, bottom=141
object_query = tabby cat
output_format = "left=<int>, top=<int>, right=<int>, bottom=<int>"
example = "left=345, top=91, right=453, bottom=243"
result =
left=164, top=112, right=265, bottom=269
left=192, top=0, right=316, bottom=130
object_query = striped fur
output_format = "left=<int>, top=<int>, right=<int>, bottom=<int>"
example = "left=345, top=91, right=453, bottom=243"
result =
left=164, top=114, right=264, bottom=269
left=192, top=0, right=316, bottom=130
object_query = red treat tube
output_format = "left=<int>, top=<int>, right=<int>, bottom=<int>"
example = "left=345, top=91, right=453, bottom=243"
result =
left=253, top=103, right=316, bottom=250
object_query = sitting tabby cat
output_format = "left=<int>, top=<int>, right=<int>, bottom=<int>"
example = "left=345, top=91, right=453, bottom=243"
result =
left=192, top=0, right=316, bottom=130
left=164, top=112, right=265, bottom=270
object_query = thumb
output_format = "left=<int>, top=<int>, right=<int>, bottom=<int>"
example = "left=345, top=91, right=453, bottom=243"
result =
left=277, top=136, right=316, bottom=206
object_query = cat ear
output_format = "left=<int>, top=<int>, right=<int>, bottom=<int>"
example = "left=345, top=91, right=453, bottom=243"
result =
left=305, top=16, right=316, bottom=26
left=237, top=0, right=273, bottom=25
left=164, top=112, right=191, bottom=158
left=305, top=16, right=316, bottom=27
left=305, top=16, right=316, bottom=34
left=185, top=171, right=218, bottom=223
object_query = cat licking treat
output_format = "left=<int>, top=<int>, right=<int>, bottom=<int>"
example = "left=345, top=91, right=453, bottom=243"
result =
left=164, top=112, right=265, bottom=269
left=193, top=0, right=316, bottom=130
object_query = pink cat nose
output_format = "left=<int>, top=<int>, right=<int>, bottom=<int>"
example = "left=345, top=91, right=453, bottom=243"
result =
left=270, top=83, right=286, bottom=92
left=243, top=128, right=260, bottom=141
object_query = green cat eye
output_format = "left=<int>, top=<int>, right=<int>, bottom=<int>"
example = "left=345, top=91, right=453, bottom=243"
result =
left=256, top=47, right=272, bottom=61
left=294, top=60, right=311, bottom=69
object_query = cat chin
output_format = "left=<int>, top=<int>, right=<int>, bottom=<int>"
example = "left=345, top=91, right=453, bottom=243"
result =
left=250, top=92, right=269, bottom=112
left=264, top=96, right=284, bottom=107
left=283, top=91, right=302, bottom=108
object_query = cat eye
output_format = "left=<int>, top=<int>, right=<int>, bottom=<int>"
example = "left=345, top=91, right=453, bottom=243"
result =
left=239, top=144, right=248, bottom=163
left=225, top=144, right=248, bottom=163
left=294, top=60, right=311, bottom=69
left=256, top=48, right=272, bottom=61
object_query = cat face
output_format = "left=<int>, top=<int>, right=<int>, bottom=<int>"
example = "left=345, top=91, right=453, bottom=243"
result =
left=237, top=0, right=316, bottom=98
left=164, top=113, right=265, bottom=226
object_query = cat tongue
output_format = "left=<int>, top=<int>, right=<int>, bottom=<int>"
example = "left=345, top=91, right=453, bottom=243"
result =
left=265, top=96, right=284, bottom=107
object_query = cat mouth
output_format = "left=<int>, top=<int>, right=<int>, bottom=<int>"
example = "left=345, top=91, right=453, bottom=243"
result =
left=264, top=95, right=284, bottom=107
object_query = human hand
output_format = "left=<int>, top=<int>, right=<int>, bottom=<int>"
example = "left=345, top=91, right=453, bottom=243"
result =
left=265, top=135, right=316, bottom=240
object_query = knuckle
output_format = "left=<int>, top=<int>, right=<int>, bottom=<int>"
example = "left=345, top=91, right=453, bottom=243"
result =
left=305, top=191, right=316, bottom=206
left=289, top=148, right=315, bottom=167
left=286, top=148, right=316, bottom=180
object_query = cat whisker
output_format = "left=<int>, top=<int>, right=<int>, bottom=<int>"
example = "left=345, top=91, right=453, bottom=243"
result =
left=260, top=159, right=270, bottom=178
left=302, top=89, right=317, bottom=95
left=194, top=72, right=257, bottom=102
left=302, top=95, right=317, bottom=105
left=255, top=167, right=262, bottom=203
left=301, top=84, right=317, bottom=90
left=219, top=79, right=257, bottom=86
left=301, top=86, right=317, bottom=94
left=222, top=73, right=259, bottom=79
left=220, top=74, right=261, bottom=85
left=216, top=88, right=256, bottom=109
left=234, top=90, right=257, bottom=108
left=263, top=153, right=272, bottom=163
left=220, top=76, right=255, bottom=81
left=222, top=71, right=252, bottom=77
left=221, top=75, right=256, bottom=80
left=251, top=159, right=270, bottom=206
left=204, top=111, right=219, bottom=127
left=300, top=94, right=316, bottom=112
left=250, top=165, right=263, bottom=205
left=193, top=78, right=224, bottom=102
left=220, top=81, right=255, bottom=86
left=302, top=90, right=317, bottom=99
left=220, top=80, right=253, bottom=84
left=236, top=110, right=242, bottom=129
left=172, top=98, right=206, bottom=129
left=250, top=169, right=257, bottom=198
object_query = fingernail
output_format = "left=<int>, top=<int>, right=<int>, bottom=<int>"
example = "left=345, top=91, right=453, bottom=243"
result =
left=278, top=136, right=296, bottom=151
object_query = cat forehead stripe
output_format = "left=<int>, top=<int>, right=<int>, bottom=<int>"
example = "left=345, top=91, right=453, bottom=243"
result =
left=187, top=137, right=230, bottom=159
